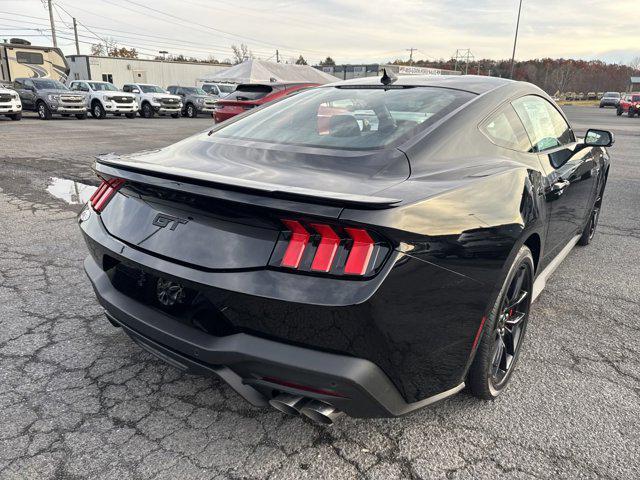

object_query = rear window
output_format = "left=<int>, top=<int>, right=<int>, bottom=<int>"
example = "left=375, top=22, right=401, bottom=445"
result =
left=225, top=85, right=273, bottom=101
left=16, top=51, right=44, bottom=64
left=219, top=84, right=236, bottom=93
left=213, top=86, right=475, bottom=150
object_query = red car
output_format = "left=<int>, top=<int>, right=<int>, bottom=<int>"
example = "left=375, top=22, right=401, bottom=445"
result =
left=616, top=92, right=640, bottom=117
left=213, top=82, right=318, bottom=122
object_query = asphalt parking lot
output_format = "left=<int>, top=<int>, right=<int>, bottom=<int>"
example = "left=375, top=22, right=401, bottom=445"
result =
left=0, top=107, right=638, bottom=479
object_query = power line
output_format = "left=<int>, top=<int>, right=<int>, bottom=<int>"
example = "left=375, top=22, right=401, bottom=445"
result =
left=104, top=0, right=326, bottom=55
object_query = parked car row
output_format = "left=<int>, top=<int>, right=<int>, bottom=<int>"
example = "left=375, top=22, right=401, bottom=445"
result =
left=2, top=79, right=237, bottom=121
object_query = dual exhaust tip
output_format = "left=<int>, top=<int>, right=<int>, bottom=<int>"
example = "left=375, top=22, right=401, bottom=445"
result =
left=269, top=393, right=344, bottom=425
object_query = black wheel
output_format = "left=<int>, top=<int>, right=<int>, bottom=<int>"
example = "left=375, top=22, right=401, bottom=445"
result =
left=37, top=101, right=52, bottom=120
left=9, top=112, right=21, bottom=121
left=628, top=109, right=635, bottom=118
left=185, top=103, right=197, bottom=118
left=76, top=113, right=87, bottom=120
left=140, top=102, right=154, bottom=118
left=91, top=101, right=106, bottom=119
left=616, top=107, right=622, bottom=116
left=125, top=112, right=136, bottom=119
left=171, top=112, right=180, bottom=118
left=578, top=189, right=604, bottom=246
left=468, top=246, right=534, bottom=399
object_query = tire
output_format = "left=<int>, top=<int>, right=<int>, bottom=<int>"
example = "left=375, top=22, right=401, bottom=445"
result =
left=185, top=103, right=197, bottom=118
left=9, top=112, right=21, bottom=121
left=140, top=102, right=154, bottom=118
left=91, top=101, right=106, bottom=119
left=628, top=109, right=635, bottom=118
left=171, top=112, right=180, bottom=118
left=125, top=112, right=136, bottom=119
left=37, top=101, right=52, bottom=120
left=578, top=184, right=605, bottom=246
left=76, top=113, right=87, bottom=119
left=468, top=246, right=534, bottom=400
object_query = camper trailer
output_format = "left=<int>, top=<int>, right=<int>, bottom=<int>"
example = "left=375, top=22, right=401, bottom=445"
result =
left=0, top=38, right=69, bottom=84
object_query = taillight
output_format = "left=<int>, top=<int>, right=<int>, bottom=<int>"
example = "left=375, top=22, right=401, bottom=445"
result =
left=90, top=177, right=125, bottom=213
left=343, top=228, right=374, bottom=275
left=280, top=220, right=310, bottom=268
left=272, top=219, right=388, bottom=277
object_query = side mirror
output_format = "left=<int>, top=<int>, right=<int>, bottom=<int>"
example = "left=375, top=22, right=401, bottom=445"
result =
left=584, top=129, right=614, bottom=147
left=132, top=88, right=140, bottom=94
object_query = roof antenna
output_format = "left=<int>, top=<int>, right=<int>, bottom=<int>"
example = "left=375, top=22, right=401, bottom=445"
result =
left=380, top=68, right=397, bottom=86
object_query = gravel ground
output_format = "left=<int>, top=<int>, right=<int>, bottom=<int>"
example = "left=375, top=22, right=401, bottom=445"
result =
left=0, top=107, right=638, bottom=479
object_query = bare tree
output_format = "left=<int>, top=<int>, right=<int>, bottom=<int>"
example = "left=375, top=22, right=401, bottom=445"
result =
left=90, top=37, right=118, bottom=56
left=231, top=44, right=252, bottom=64
left=630, top=57, right=640, bottom=72
left=551, top=61, right=576, bottom=93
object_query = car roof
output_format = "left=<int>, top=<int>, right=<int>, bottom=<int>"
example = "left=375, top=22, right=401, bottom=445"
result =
left=236, top=82, right=317, bottom=88
left=326, top=74, right=514, bottom=95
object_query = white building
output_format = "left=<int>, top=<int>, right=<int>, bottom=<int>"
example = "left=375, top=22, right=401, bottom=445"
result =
left=66, top=55, right=229, bottom=88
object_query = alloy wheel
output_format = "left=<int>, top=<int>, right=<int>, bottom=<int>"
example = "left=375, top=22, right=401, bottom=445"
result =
left=489, top=262, right=532, bottom=390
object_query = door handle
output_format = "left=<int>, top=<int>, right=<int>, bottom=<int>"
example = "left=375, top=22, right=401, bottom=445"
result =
left=550, top=178, right=570, bottom=194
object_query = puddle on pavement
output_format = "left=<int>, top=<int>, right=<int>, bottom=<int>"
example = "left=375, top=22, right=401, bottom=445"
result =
left=46, top=177, right=97, bottom=205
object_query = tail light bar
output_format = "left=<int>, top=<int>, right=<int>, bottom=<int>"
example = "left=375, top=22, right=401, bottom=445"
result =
left=272, top=219, right=388, bottom=277
left=90, top=177, right=125, bottom=213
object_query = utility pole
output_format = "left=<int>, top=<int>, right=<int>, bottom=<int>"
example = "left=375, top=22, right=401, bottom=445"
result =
left=406, top=47, right=417, bottom=64
left=72, top=17, right=80, bottom=55
left=47, top=0, right=57, bottom=47
left=510, top=0, right=523, bottom=79
left=276, top=49, right=280, bottom=63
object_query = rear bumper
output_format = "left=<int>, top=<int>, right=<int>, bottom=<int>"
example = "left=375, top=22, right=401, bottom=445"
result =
left=84, top=254, right=463, bottom=417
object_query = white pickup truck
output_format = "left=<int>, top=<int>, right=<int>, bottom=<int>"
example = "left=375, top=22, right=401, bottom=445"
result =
left=122, top=83, right=182, bottom=118
left=0, top=84, right=22, bottom=120
left=69, top=80, right=138, bottom=119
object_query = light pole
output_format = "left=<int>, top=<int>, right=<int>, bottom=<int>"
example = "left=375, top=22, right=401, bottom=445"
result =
left=510, top=0, right=523, bottom=79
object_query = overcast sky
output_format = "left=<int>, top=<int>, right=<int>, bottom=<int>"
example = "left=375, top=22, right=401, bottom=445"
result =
left=1, top=0, right=639, bottom=65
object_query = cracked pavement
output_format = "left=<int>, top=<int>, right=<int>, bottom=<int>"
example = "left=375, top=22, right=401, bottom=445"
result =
left=0, top=109, right=638, bottom=479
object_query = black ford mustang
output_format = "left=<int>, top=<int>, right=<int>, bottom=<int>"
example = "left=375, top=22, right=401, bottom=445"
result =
left=80, top=75, right=612, bottom=424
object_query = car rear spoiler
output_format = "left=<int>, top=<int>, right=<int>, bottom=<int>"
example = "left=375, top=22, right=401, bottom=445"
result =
left=95, top=155, right=402, bottom=215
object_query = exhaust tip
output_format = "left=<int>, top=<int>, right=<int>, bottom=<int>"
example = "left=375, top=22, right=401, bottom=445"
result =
left=268, top=393, right=308, bottom=416
left=299, top=400, right=344, bottom=425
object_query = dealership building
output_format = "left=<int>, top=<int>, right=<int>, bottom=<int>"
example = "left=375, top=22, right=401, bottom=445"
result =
left=66, top=55, right=229, bottom=88
left=317, top=64, right=461, bottom=80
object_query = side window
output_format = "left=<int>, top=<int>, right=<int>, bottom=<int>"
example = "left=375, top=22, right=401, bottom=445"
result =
left=512, top=96, right=575, bottom=153
left=24, top=79, right=34, bottom=89
left=123, top=85, right=131, bottom=93
left=167, top=86, right=175, bottom=94
left=480, top=105, right=532, bottom=152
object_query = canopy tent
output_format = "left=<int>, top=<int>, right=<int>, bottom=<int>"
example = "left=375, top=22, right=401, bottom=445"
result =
left=198, top=59, right=337, bottom=85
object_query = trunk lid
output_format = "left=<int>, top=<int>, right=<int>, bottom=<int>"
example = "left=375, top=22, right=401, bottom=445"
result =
left=95, top=132, right=409, bottom=271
